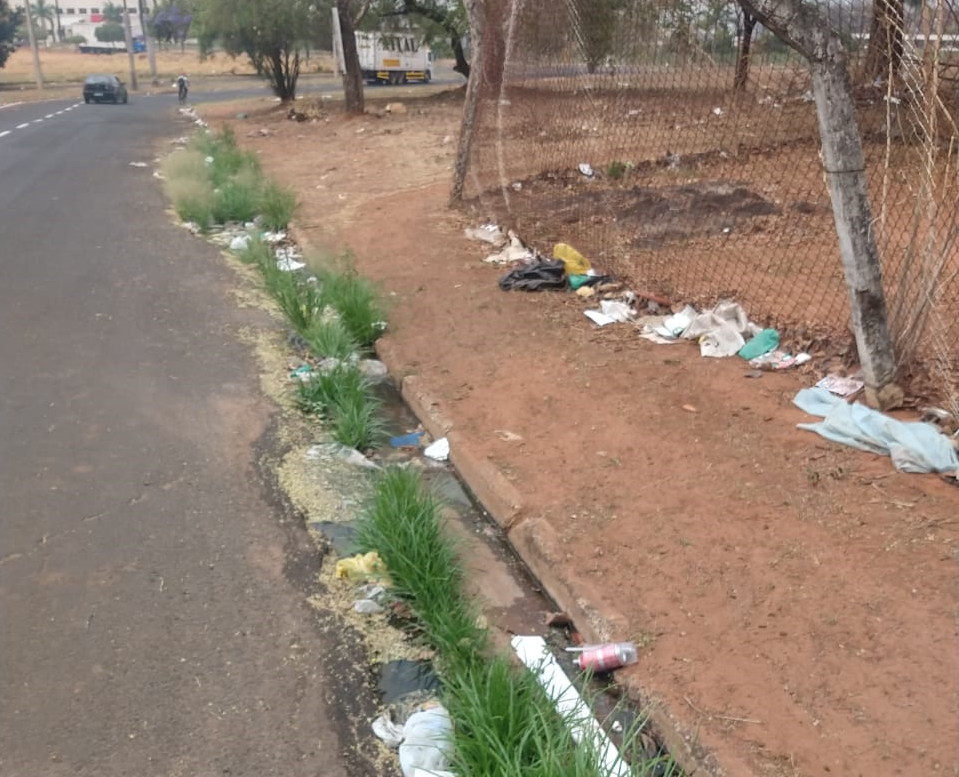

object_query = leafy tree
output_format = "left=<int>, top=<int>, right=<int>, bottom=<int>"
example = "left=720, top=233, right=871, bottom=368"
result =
left=0, top=0, right=24, bottom=70
left=149, top=2, right=193, bottom=50
left=94, top=20, right=125, bottom=41
left=102, top=1, right=124, bottom=23
left=570, top=0, right=617, bottom=73
left=199, top=0, right=309, bottom=101
left=30, top=0, right=54, bottom=39
left=373, top=0, right=470, bottom=78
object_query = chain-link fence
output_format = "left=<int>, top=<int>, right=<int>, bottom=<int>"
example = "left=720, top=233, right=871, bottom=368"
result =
left=455, top=0, right=958, bottom=415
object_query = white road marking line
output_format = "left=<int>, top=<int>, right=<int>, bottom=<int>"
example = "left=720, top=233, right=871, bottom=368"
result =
left=32, top=119, right=43, bottom=123
left=16, top=123, right=29, bottom=129
left=0, top=130, right=11, bottom=138
left=45, top=113, right=54, bottom=119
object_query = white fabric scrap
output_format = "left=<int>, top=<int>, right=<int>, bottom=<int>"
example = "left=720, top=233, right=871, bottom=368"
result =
left=424, top=437, right=450, bottom=461
left=794, top=387, right=959, bottom=474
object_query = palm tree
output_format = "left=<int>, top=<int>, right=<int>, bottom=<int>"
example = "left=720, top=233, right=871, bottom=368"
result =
left=30, top=0, right=55, bottom=41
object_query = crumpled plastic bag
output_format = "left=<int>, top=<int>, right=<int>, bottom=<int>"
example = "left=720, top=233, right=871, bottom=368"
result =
left=371, top=702, right=455, bottom=777
left=335, top=551, right=391, bottom=585
left=680, top=300, right=758, bottom=358
left=400, top=705, right=454, bottom=777
left=552, top=243, right=591, bottom=275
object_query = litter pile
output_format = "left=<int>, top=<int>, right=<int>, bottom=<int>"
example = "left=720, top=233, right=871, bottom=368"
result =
left=332, top=549, right=455, bottom=777
left=464, top=223, right=959, bottom=478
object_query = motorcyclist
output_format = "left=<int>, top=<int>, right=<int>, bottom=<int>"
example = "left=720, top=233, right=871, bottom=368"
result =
left=175, top=73, right=189, bottom=104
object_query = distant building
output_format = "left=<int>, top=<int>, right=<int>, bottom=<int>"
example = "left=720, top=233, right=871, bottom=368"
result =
left=12, top=1, right=144, bottom=42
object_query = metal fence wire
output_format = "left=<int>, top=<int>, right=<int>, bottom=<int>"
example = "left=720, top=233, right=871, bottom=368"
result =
left=456, top=0, right=959, bottom=415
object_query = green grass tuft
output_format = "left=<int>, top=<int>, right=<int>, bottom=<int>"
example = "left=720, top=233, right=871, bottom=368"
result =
left=355, top=468, right=680, bottom=777
left=330, top=387, right=388, bottom=449
left=258, top=180, right=299, bottom=232
left=302, top=318, right=360, bottom=361
left=310, top=255, right=387, bottom=349
left=356, top=469, right=487, bottom=662
left=212, top=169, right=262, bottom=225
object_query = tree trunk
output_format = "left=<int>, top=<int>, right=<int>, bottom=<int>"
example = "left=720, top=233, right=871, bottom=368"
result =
left=863, top=0, right=905, bottom=83
left=733, top=9, right=757, bottom=91
left=450, top=0, right=485, bottom=203
left=739, top=0, right=901, bottom=407
left=336, top=0, right=364, bottom=114
left=451, top=31, right=470, bottom=79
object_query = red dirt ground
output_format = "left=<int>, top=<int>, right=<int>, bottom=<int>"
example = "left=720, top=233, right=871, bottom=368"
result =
left=200, top=90, right=959, bottom=777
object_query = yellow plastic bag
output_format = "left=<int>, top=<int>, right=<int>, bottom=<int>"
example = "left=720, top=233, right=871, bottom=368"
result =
left=552, top=243, right=591, bottom=275
left=335, top=551, right=391, bottom=585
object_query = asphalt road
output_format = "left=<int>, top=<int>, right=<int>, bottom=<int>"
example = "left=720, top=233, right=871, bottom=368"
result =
left=0, top=96, right=379, bottom=776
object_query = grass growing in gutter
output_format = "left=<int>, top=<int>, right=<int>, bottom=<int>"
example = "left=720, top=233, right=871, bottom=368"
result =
left=295, top=361, right=387, bottom=449
left=311, top=255, right=387, bottom=349
left=356, top=468, right=679, bottom=777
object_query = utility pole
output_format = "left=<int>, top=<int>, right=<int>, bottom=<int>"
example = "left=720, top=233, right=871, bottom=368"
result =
left=22, top=0, right=44, bottom=89
left=122, top=8, right=138, bottom=91
left=138, top=0, right=157, bottom=82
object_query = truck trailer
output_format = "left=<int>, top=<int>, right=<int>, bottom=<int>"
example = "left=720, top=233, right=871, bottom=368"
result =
left=332, top=13, right=433, bottom=85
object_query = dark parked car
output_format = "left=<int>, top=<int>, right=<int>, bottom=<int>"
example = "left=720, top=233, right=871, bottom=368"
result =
left=83, top=74, right=128, bottom=105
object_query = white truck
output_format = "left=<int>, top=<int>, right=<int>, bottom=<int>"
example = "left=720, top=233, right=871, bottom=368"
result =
left=332, top=13, right=433, bottom=85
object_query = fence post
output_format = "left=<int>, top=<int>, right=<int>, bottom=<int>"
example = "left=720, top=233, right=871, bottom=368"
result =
left=739, top=0, right=902, bottom=409
left=809, top=59, right=901, bottom=408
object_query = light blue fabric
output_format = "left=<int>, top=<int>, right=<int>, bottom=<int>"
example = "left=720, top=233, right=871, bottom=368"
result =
left=793, top=387, right=959, bottom=474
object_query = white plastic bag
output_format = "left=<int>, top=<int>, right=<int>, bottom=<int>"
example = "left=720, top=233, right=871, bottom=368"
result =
left=399, top=705, right=453, bottom=777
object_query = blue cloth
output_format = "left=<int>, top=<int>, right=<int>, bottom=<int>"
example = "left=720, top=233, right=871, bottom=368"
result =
left=793, top=387, right=959, bottom=474
left=390, top=431, right=425, bottom=448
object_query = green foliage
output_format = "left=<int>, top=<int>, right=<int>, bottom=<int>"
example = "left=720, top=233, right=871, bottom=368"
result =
left=259, top=264, right=325, bottom=335
left=236, top=235, right=273, bottom=266
left=212, top=169, right=262, bottom=225
left=258, top=180, right=298, bottom=232
left=313, top=261, right=386, bottom=350
left=160, top=148, right=216, bottom=230
left=302, top=317, right=359, bottom=361
left=101, top=1, right=124, bottom=23
left=194, top=125, right=262, bottom=186
left=329, top=386, right=387, bottom=449
left=606, top=160, right=627, bottom=180
left=0, top=0, right=23, bottom=70
left=197, top=0, right=314, bottom=100
left=65, top=34, right=87, bottom=44
left=29, top=0, right=54, bottom=37
left=356, top=467, right=485, bottom=661
left=355, top=466, right=680, bottom=777
left=571, top=0, right=617, bottom=72
left=94, top=20, right=126, bottom=42
left=294, top=360, right=386, bottom=449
